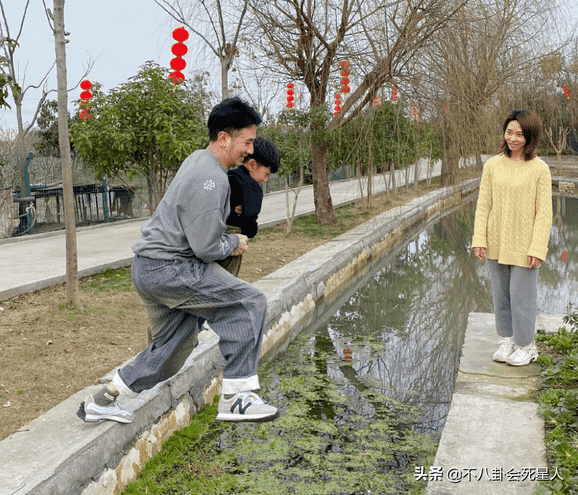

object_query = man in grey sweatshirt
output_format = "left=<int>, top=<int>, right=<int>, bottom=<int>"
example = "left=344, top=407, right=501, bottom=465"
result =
left=77, top=97, right=277, bottom=423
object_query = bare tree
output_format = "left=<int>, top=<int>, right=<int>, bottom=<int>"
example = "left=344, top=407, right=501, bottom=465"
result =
left=248, top=0, right=465, bottom=223
left=50, top=0, right=78, bottom=306
left=0, top=0, right=54, bottom=195
left=418, top=0, right=566, bottom=184
left=154, top=0, right=248, bottom=99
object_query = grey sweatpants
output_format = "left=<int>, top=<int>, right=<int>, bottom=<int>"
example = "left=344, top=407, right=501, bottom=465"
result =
left=118, top=255, right=267, bottom=395
left=487, top=259, right=538, bottom=347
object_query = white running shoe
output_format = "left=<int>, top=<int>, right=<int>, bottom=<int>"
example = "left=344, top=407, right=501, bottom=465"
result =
left=216, top=391, right=278, bottom=422
left=77, top=394, right=135, bottom=423
left=506, top=341, right=538, bottom=366
left=492, top=337, right=515, bottom=362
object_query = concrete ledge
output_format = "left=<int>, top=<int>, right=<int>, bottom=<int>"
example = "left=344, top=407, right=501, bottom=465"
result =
left=0, top=179, right=480, bottom=495
left=427, top=312, right=566, bottom=495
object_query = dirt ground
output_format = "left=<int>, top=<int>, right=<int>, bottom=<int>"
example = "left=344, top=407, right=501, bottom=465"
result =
left=0, top=161, right=572, bottom=442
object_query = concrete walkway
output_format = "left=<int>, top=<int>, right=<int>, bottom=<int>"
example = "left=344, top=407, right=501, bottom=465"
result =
left=426, top=312, right=564, bottom=494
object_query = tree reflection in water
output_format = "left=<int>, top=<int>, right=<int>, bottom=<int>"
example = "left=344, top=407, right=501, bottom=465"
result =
left=270, top=196, right=578, bottom=435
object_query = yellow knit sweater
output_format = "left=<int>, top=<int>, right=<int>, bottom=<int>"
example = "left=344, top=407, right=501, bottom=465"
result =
left=472, top=153, right=552, bottom=267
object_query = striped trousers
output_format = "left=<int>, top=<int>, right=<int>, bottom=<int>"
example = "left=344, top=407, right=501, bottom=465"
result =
left=118, top=254, right=267, bottom=395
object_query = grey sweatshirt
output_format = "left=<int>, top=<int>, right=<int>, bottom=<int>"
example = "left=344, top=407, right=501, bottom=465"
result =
left=132, top=148, right=239, bottom=263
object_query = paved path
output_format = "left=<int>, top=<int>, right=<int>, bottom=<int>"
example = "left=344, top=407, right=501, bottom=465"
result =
left=0, top=159, right=440, bottom=300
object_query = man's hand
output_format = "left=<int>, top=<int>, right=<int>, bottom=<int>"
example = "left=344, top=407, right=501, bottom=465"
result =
left=231, top=234, right=248, bottom=256
left=473, top=247, right=486, bottom=261
left=234, top=205, right=242, bottom=215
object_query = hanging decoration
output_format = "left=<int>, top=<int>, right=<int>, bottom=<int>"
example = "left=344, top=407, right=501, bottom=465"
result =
left=286, top=82, right=295, bottom=108
left=334, top=92, right=341, bottom=115
left=373, top=96, right=379, bottom=105
left=340, top=60, right=350, bottom=94
left=391, top=85, right=398, bottom=102
left=563, top=83, right=571, bottom=99
left=79, top=79, right=93, bottom=120
left=169, top=26, right=189, bottom=84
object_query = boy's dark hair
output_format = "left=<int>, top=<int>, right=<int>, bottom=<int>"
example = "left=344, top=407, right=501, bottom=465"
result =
left=244, top=136, right=280, bottom=173
left=500, top=109, right=542, bottom=161
left=207, top=97, right=262, bottom=141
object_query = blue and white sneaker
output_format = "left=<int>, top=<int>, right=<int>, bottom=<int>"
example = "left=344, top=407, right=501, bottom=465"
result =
left=216, top=391, right=277, bottom=422
left=77, top=394, right=134, bottom=423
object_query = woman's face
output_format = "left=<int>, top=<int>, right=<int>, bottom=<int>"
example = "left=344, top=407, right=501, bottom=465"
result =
left=504, top=120, right=526, bottom=154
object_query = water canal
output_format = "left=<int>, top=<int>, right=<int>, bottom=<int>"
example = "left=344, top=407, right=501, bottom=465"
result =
left=124, top=195, right=578, bottom=495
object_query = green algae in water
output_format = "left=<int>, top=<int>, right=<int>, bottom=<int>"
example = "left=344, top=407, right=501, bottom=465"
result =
left=123, top=332, right=438, bottom=495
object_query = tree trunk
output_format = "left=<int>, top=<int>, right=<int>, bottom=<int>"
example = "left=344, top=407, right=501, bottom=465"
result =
left=53, top=0, right=79, bottom=306
left=310, top=139, right=336, bottom=224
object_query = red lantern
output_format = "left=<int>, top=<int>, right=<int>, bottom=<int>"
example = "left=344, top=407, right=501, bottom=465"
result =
left=171, top=42, right=188, bottom=57
left=287, top=82, right=294, bottom=89
left=170, top=57, right=187, bottom=71
left=80, top=79, right=92, bottom=90
left=169, top=71, right=185, bottom=84
left=391, top=85, right=398, bottom=101
left=172, top=26, right=189, bottom=42
left=287, top=102, right=294, bottom=108
left=373, top=96, right=379, bottom=105
left=80, top=90, right=92, bottom=100
left=341, top=60, right=350, bottom=68
left=341, top=85, right=351, bottom=94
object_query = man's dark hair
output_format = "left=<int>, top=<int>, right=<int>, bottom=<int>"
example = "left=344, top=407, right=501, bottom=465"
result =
left=207, top=97, right=262, bottom=141
left=500, top=109, right=542, bottom=161
left=244, top=136, right=280, bottom=173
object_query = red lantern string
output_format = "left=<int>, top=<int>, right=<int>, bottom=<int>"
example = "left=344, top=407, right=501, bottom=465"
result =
left=563, top=83, right=571, bottom=99
left=169, top=26, right=189, bottom=84
left=286, top=82, right=295, bottom=109
left=79, top=80, right=93, bottom=120
left=391, top=85, right=398, bottom=102
left=340, top=60, right=351, bottom=94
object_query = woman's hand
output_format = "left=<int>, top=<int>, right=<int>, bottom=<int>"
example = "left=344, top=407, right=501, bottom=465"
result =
left=527, top=256, right=542, bottom=269
left=474, top=247, right=486, bottom=261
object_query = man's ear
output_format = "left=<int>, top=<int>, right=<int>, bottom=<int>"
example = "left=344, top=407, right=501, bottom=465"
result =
left=218, top=131, right=231, bottom=147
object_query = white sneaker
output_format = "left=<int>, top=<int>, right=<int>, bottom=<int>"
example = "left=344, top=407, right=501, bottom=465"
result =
left=492, top=337, right=515, bottom=362
left=77, top=394, right=135, bottom=423
left=506, top=341, right=538, bottom=366
left=216, top=391, right=278, bottom=422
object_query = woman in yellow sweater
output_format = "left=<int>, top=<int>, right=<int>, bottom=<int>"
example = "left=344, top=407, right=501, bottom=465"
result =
left=472, top=109, right=552, bottom=366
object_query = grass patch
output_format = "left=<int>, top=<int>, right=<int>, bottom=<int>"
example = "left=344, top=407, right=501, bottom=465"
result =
left=80, top=267, right=134, bottom=292
left=534, top=312, right=578, bottom=494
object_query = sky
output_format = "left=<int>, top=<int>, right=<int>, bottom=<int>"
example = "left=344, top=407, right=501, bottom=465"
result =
left=1, top=0, right=578, bottom=133
left=1, top=0, right=178, bottom=131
